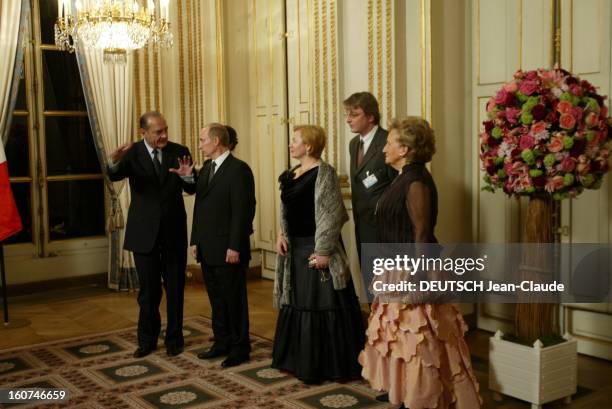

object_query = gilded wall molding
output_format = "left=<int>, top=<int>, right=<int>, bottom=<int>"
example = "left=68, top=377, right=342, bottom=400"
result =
left=426, top=0, right=431, bottom=122
left=420, top=0, right=426, bottom=116
left=132, top=47, right=164, bottom=136
left=322, top=0, right=329, bottom=162
left=385, top=0, right=392, bottom=122
left=301, top=0, right=310, bottom=105
left=194, top=0, right=201, bottom=133
left=130, top=0, right=221, bottom=155
left=368, top=0, right=374, bottom=91
left=363, top=0, right=394, bottom=125
left=215, top=0, right=225, bottom=122
left=314, top=0, right=321, bottom=124
left=376, top=0, right=383, bottom=106
left=518, top=0, right=523, bottom=69
left=134, top=51, right=141, bottom=139
left=550, top=0, right=555, bottom=67
left=331, top=0, right=338, bottom=167
left=309, top=0, right=339, bottom=167
left=197, top=0, right=204, bottom=135
left=176, top=0, right=186, bottom=146
left=154, top=49, right=161, bottom=110
left=187, top=0, right=195, bottom=152
left=568, top=0, right=573, bottom=71
left=200, top=2, right=206, bottom=133
left=144, top=48, right=151, bottom=111
left=176, top=0, right=223, bottom=155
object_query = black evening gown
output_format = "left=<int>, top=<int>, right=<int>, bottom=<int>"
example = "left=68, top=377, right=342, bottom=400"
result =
left=272, top=167, right=365, bottom=383
left=375, top=162, right=438, bottom=243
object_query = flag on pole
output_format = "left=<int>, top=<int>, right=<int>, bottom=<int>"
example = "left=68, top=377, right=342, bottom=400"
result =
left=0, top=139, right=22, bottom=241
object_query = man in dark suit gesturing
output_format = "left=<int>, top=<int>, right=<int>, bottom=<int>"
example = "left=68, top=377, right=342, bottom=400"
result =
left=108, top=111, right=196, bottom=358
left=190, top=123, right=256, bottom=368
left=344, top=92, right=397, bottom=258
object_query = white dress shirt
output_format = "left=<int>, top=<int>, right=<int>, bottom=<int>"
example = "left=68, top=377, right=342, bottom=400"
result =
left=359, top=125, right=378, bottom=156
left=210, top=150, right=231, bottom=175
left=143, top=139, right=162, bottom=163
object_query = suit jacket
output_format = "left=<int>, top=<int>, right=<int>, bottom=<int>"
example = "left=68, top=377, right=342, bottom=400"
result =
left=190, top=153, right=256, bottom=267
left=349, top=127, right=397, bottom=226
left=107, top=140, right=196, bottom=253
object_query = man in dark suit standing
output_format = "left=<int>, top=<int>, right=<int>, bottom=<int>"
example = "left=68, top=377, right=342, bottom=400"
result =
left=344, top=92, right=397, bottom=258
left=108, top=111, right=195, bottom=358
left=190, top=123, right=256, bottom=368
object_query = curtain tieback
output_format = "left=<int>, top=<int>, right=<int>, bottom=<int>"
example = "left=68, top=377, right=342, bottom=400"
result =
left=107, top=193, right=125, bottom=232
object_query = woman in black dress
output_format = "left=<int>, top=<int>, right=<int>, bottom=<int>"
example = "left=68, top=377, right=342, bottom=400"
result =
left=272, top=125, right=365, bottom=384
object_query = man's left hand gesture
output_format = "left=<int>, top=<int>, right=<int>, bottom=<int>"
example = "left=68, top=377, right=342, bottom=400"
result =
left=226, top=249, right=240, bottom=264
left=169, top=155, right=194, bottom=176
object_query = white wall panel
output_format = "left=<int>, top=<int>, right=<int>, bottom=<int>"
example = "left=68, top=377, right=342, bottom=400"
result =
left=521, top=0, right=553, bottom=70
left=477, top=0, right=516, bottom=85
left=559, top=0, right=612, bottom=360
left=248, top=0, right=288, bottom=255
left=571, top=0, right=601, bottom=75
left=471, top=0, right=552, bottom=331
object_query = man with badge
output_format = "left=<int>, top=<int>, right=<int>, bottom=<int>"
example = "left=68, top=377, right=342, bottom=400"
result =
left=344, top=92, right=398, bottom=259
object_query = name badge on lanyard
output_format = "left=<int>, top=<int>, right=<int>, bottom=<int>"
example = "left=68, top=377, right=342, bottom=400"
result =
left=362, top=171, right=378, bottom=189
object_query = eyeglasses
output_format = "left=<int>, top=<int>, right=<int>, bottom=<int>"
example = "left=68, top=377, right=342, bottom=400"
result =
left=345, top=111, right=363, bottom=119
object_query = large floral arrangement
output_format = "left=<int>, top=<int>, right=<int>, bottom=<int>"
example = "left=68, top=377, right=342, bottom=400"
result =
left=480, top=67, right=611, bottom=199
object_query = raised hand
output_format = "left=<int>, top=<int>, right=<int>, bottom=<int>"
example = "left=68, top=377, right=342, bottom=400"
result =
left=110, top=142, right=134, bottom=163
left=169, top=155, right=195, bottom=176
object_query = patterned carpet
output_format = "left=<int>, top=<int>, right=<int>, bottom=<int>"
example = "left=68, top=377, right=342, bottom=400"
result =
left=0, top=316, right=390, bottom=409
left=0, top=316, right=598, bottom=408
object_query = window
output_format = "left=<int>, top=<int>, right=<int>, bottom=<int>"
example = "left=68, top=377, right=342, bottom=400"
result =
left=5, top=0, right=105, bottom=250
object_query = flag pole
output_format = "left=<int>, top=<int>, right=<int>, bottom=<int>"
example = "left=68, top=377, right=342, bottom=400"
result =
left=0, top=243, right=8, bottom=324
left=0, top=242, right=29, bottom=330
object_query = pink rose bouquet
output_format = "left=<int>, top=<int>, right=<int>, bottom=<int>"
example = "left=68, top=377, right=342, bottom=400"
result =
left=480, top=67, right=612, bottom=199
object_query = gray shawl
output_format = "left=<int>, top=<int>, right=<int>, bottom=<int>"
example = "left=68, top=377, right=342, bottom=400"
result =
left=273, top=161, right=351, bottom=308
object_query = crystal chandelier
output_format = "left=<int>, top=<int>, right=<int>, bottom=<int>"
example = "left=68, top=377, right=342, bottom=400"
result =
left=55, top=0, right=173, bottom=64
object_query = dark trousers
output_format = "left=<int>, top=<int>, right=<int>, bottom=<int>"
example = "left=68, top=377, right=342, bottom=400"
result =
left=132, top=238, right=186, bottom=350
left=200, top=253, right=250, bottom=358
left=354, top=216, right=378, bottom=260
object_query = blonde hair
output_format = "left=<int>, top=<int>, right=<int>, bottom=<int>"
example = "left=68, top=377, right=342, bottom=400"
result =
left=293, top=125, right=326, bottom=159
left=389, top=117, right=436, bottom=163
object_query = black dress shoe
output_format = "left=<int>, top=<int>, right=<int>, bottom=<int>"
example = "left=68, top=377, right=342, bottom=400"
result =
left=197, top=348, right=227, bottom=360
left=221, top=356, right=248, bottom=368
left=166, top=346, right=183, bottom=357
left=299, top=378, right=322, bottom=385
left=375, top=393, right=389, bottom=402
left=133, top=346, right=155, bottom=358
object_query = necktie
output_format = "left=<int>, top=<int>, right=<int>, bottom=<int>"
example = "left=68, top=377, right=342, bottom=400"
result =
left=356, top=139, right=364, bottom=167
left=152, top=149, right=162, bottom=180
left=208, top=161, right=216, bottom=184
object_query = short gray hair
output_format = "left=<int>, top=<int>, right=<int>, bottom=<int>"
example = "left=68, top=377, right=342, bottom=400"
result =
left=206, top=122, right=230, bottom=147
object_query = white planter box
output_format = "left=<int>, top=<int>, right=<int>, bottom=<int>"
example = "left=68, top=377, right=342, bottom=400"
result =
left=489, top=331, right=577, bottom=409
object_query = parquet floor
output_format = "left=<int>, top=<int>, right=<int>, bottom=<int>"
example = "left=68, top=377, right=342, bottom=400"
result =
left=1, top=278, right=611, bottom=408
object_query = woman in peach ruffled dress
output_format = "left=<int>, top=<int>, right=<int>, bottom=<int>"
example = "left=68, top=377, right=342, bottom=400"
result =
left=359, top=117, right=481, bottom=409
